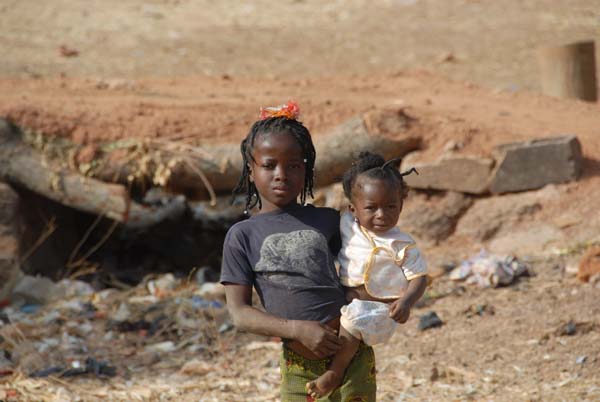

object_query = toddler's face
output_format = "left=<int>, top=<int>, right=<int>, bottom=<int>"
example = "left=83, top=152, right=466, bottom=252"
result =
left=349, top=176, right=403, bottom=235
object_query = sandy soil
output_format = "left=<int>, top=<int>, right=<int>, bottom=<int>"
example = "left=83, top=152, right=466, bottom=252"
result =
left=1, top=1, right=600, bottom=401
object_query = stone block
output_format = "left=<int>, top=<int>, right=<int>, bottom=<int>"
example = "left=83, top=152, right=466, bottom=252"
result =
left=401, top=153, right=494, bottom=194
left=489, top=136, right=582, bottom=194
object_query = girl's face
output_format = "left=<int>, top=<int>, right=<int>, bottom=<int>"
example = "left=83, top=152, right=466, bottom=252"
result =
left=349, top=176, right=403, bottom=235
left=249, top=132, right=306, bottom=213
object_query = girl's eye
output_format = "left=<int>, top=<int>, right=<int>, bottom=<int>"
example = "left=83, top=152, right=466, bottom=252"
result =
left=261, top=163, right=275, bottom=169
left=365, top=206, right=375, bottom=211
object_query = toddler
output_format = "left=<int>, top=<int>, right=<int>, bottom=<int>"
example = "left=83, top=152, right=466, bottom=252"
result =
left=307, top=151, right=428, bottom=398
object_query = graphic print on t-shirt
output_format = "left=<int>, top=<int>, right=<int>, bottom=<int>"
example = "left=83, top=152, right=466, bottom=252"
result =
left=254, top=230, right=337, bottom=289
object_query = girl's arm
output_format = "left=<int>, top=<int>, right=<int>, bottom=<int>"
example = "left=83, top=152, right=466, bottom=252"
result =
left=389, top=275, right=428, bottom=323
left=225, top=284, right=343, bottom=358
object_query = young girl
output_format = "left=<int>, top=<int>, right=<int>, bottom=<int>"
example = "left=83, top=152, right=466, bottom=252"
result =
left=220, top=102, right=377, bottom=402
left=307, top=152, right=428, bottom=399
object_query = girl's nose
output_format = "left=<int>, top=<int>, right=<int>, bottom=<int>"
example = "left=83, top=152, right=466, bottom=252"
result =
left=274, top=165, right=287, bottom=181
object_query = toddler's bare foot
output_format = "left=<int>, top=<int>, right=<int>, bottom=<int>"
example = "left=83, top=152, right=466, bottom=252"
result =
left=306, top=370, right=341, bottom=399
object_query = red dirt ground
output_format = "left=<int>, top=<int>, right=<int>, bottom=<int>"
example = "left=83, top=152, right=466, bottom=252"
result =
left=1, top=1, right=599, bottom=400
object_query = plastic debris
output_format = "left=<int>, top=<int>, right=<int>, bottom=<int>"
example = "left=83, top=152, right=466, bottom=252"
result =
left=418, top=311, right=443, bottom=331
left=0, top=267, right=231, bottom=398
left=218, top=322, right=234, bottom=333
left=450, top=250, right=530, bottom=288
left=30, top=357, right=116, bottom=378
left=195, top=282, right=226, bottom=299
left=20, top=304, right=41, bottom=314
left=145, top=341, right=176, bottom=353
left=179, top=359, right=212, bottom=375
left=191, top=295, right=223, bottom=309
left=11, top=275, right=57, bottom=304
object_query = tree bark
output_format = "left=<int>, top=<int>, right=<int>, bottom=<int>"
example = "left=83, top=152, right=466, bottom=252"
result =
left=537, top=41, right=598, bottom=102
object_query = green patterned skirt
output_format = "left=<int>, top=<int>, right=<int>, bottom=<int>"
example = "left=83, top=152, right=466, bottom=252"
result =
left=279, top=342, right=376, bottom=402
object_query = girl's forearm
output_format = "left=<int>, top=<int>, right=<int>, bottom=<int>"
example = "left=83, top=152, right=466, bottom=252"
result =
left=229, top=303, right=299, bottom=340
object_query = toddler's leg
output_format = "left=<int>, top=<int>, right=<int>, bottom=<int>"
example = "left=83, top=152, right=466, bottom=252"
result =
left=306, top=326, right=360, bottom=399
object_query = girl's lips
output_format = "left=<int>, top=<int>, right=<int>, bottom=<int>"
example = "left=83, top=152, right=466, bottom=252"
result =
left=272, top=187, right=290, bottom=196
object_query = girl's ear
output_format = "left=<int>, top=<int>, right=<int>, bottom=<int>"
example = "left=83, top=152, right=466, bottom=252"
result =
left=348, top=203, right=356, bottom=215
left=248, top=164, right=254, bottom=182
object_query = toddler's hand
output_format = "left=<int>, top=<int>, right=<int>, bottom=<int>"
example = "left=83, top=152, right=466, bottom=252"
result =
left=293, top=320, right=343, bottom=358
left=389, top=299, right=411, bottom=323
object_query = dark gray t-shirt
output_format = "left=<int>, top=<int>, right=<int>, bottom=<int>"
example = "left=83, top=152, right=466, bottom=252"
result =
left=220, top=204, right=346, bottom=323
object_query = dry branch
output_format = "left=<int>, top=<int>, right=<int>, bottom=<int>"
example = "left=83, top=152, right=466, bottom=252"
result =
left=0, top=119, right=184, bottom=228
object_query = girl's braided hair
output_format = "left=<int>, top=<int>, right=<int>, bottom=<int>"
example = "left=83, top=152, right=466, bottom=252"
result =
left=233, top=116, right=316, bottom=212
left=342, top=151, right=416, bottom=201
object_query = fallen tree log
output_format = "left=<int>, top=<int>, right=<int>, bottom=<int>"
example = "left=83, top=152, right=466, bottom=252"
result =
left=0, top=107, right=420, bottom=224
left=91, top=108, right=421, bottom=198
left=0, top=119, right=185, bottom=229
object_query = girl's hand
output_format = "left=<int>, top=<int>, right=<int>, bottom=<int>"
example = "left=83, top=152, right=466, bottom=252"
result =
left=293, top=320, right=343, bottom=358
left=389, top=299, right=411, bottom=323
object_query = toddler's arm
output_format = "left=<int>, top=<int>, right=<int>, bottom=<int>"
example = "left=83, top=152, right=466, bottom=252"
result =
left=224, top=284, right=343, bottom=358
left=388, top=275, right=427, bottom=323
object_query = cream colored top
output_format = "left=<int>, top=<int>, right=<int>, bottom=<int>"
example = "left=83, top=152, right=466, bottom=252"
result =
left=338, top=212, right=427, bottom=299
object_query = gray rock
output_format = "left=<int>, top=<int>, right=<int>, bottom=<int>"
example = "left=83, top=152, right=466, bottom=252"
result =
left=401, top=153, right=494, bottom=194
left=455, top=185, right=560, bottom=243
left=489, top=136, right=583, bottom=194
left=399, top=191, right=473, bottom=244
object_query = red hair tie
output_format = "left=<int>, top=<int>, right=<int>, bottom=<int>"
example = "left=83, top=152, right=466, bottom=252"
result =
left=259, top=100, right=300, bottom=120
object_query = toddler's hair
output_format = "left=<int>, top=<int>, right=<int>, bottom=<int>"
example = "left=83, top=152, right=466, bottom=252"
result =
left=233, top=116, right=316, bottom=212
left=342, top=151, right=413, bottom=200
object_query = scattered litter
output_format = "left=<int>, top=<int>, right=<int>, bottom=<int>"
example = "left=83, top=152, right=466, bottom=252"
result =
left=450, top=250, right=531, bottom=288
left=418, top=311, right=443, bottom=331
left=563, top=320, right=577, bottom=336
left=218, top=322, right=234, bottom=333
left=147, top=273, right=178, bottom=298
left=30, top=357, right=116, bottom=378
left=53, top=279, right=94, bottom=300
left=0, top=269, right=231, bottom=393
left=191, top=295, right=223, bottom=309
left=179, top=359, right=212, bottom=376
left=11, top=275, right=57, bottom=305
left=113, top=303, right=132, bottom=322
left=195, top=282, right=226, bottom=299
left=576, top=356, right=587, bottom=365
left=145, top=341, right=176, bottom=353
left=20, top=304, right=41, bottom=314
